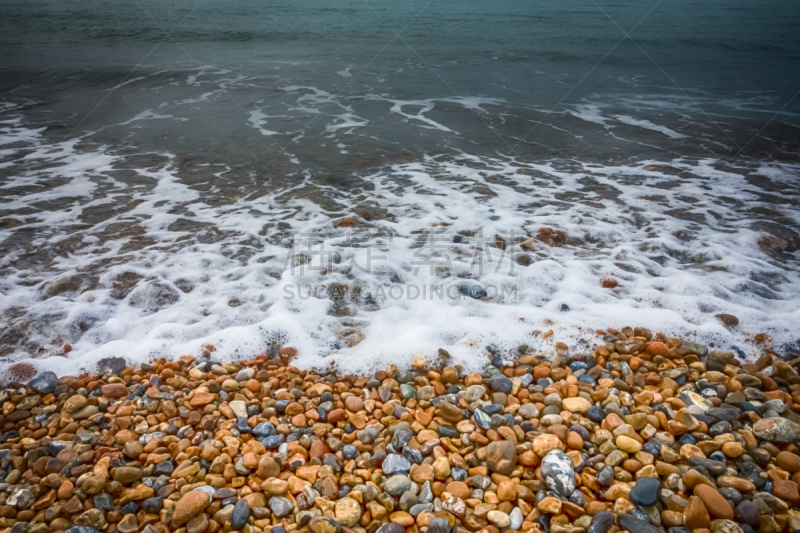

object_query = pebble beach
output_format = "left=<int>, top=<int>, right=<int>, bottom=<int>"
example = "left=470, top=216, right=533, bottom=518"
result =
left=3, top=3, right=800, bottom=533
left=2, top=328, right=800, bottom=533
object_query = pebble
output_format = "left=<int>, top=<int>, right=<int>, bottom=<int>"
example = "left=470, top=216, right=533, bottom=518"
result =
left=619, top=513, right=661, bottom=533
left=231, top=499, right=250, bottom=529
left=587, top=405, right=606, bottom=422
left=587, top=511, right=615, bottom=533
left=518, top=402, right=539, bottom=418
left=400, top=384, right=416, bottom=399
left=116, top=514, right=138, bottom=533
left=6, top=329, right=800, bottom=533
left=229, top=399, right=247, bottom=417
left=710, top=519, right=744, bottom=533
left=428, top=518, right=451, bottom=533
left=310, top=517, right=341, bottom=533
left=473, top=408, right=492, bottom=429
left=382, top=454, right=411, bottom=474
left=489, top=374, right=512, bottom=393
left=486, top=439, right=516, bottom=474
left=269, top=496, right=293, bottom=517
left=753, top=417, right=800, bottom=443
left=186, top=514, right=207, bottom=533
left=561, top=396, right=591, bottom=413
left=171, top=491, right=210, bottom=526
left=377, top=524, right=404, bottom=533
left=142, top=497, right=163, bottom=514
left=695, top=484, right=734, bottom=519
left=7, top=488, right=33, bottom=510
left=616, top=434, right=642, bottom=453
left=487, top=510, right=510, bottom=527
left=392, top=427, right=413, bottom=448
left=385, top=475, right=412, bottom=495
left=541, top=450, right=576, bottom=496
left=253, top=421, right=276, bottom=437
left=27, top=371, right=57, bottom=394
left=334, top=497, right=362, bottom=527
left=733, top=500, right=760, bottom=527
left=630, top=476, right=661, bottom=507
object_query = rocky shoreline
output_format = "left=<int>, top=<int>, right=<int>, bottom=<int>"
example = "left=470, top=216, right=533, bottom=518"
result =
left=2, top=327, right=800, bottom=533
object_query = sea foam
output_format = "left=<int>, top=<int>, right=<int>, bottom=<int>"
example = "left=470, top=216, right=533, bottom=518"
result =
left=1, top=100, right=799, bottom=379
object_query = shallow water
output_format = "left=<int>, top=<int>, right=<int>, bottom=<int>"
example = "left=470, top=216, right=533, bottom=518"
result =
left=1, top=0, right=799, bottom=376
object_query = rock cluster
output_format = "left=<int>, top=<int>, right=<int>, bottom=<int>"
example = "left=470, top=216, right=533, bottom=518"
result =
left=1, top=327, right=800, bottom=533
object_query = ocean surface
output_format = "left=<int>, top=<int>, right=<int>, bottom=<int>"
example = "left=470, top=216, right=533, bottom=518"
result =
left=1, top=0, right=799, bottom=377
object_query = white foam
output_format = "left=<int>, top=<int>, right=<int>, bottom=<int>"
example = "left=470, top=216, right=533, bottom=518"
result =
left=1, top=104, right=800, bottom=379
left=325, top=112, right=369, bottom=133
left=118, top=110, right=174, bottom=126
left=568, top=104, right=613, bottom=127
left=248, top=110, right=280, bottom=136
left=613, top=115, right=687, bottom=138
left=386, top=100, right=454, bottom=132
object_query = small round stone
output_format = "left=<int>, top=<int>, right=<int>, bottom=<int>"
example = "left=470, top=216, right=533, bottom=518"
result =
left=630, top=477, right=661, bottom=507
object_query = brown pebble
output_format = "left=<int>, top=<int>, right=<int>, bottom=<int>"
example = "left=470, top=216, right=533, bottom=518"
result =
left=777, top=451, right=800, bottom=473
left=773, top=479, right=800, bottom=503
left=694, top=485, right=733, bottom=520
left=683, top=495, right=711, bottom=529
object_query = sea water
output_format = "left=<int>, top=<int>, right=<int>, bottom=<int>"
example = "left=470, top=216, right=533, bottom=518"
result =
left=1, top=0, right=799, bottom=377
